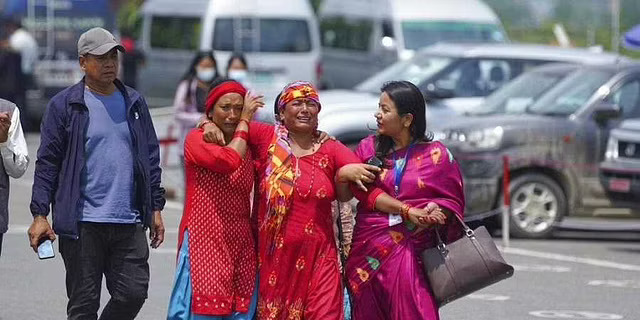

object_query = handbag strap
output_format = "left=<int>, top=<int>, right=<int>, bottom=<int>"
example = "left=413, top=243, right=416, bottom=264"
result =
left=434, top=212, right=473, bottom=249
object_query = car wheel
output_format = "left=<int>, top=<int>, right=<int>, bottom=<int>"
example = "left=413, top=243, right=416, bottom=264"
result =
left=506, top=173, right=567, bottom=238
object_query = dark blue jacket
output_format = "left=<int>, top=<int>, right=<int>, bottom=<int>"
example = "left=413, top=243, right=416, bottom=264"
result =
left=30, top=79, right=166, bottom=239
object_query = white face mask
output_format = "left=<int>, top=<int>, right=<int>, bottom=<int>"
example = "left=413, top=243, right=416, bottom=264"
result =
left=196, top=67, right=216, bottom=82
left=228, top=69, right=248, bottom=82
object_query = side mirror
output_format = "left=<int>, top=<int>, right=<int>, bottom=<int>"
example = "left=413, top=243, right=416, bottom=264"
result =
left=593, top=101, right=621, bottom=125
left=424, top=83, right=455, bottom=101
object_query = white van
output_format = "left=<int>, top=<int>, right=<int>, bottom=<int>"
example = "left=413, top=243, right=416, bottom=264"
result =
left=319, top=0, right=507, bottom=89
left=199, top=0, right=321, bottom=98
left=138, top=0, right=209, bottom=107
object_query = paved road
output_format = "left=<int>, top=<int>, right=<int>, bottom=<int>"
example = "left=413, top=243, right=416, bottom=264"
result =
left=1, top=134, right=639, bottom=320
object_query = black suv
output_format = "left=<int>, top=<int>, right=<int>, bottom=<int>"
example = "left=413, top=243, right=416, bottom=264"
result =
left=436, top=62, right=640, bottom=238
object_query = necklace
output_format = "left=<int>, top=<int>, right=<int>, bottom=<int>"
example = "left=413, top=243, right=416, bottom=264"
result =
left=293, top=140, right=318, bottom=199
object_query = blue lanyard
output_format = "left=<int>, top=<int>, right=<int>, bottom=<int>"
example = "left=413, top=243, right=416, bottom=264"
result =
left=392, top=141, right=415, bottom=197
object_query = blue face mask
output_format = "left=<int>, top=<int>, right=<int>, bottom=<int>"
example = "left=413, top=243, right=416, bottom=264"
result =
left=196, top=67, right=216, bottom=82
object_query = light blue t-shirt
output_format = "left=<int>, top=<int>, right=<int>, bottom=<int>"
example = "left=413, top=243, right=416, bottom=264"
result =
left=80, top=89, right=139, bottom=223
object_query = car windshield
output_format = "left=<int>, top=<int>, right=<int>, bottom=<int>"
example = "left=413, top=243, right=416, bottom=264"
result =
left=402, top=21, right=505, bottom=50
left=213, top=18, right=311, bottom=52
left=355, top=54, right=454, bottom=93
left=527, top=69, right=614, bottom=116
left=469, top=71, right=568, bottom=115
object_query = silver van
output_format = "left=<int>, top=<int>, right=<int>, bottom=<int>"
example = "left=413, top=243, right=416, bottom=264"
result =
left=318, top=0, right=507, bottom=89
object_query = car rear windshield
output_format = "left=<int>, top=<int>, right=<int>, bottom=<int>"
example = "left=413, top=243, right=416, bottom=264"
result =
left=470, top=71, right=568, bottom=115
left=402, top=21, right=506, bottom=50
left=213, top=18, right=312, bottom=52
left=527, top=69, right=614, bottom=116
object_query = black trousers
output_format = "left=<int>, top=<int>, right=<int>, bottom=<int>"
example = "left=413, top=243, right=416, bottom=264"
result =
left=59, top=222, right=149, bottom=320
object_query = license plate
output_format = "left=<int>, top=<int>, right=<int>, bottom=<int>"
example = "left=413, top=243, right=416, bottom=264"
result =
left=609, top=178, right=631, bottom=193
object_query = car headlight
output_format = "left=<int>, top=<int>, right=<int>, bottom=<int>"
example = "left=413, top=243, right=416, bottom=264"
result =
left=446, top=127, right=504, bottom=151
left=605, top=137, right=618, bottom=160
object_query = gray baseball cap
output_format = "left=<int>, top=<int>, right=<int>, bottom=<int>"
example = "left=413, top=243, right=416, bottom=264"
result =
left=77, top=27, right=125, bottom=56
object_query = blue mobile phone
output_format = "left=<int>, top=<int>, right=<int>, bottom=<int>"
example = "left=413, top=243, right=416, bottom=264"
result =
left=37, top=239, right=55, bottom=260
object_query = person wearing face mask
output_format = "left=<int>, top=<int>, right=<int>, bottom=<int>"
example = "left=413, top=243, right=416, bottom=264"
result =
left=226, top=53, right=248, bottom=85
left=173, top=51, right=221, bottom=170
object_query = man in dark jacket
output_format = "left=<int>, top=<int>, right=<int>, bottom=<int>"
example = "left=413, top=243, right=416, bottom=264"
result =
left=27, top=27, right=166, bottom=320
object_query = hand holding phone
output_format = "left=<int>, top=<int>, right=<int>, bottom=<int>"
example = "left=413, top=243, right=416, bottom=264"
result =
left=366, top=156, right=384, bottom=169
left=37, top=239, right=55, bottom=260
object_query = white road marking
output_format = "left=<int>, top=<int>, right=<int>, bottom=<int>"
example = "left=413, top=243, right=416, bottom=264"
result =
left=502, top=247, right=640, bottom=272
left=529, top=310, right=623, bottom=319
left=588, top=280, right=640, bottom=289
left=465, top=294, right=510, bottom=301
left=151, top=248, right=178, bottom=255
left=512, top=264, right=571, bottom=273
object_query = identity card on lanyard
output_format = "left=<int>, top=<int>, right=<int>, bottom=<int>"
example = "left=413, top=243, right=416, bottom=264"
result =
left=389, top=141, right=415, bottom=227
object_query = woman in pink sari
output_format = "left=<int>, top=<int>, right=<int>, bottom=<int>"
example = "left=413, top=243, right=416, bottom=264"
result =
left=345, top=81, right=465, bottom=320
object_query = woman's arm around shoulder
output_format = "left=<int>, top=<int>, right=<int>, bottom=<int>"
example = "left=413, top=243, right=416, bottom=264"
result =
left=184, top=129, right=244, bottom=174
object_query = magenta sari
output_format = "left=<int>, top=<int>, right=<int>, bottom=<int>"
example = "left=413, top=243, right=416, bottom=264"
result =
left=345, top=136, right=465, bottom=320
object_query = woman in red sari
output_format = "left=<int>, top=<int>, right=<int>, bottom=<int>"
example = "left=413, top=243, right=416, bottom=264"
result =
left=168, top=80, right=264, bottom=319
left=203, top=81, right=446, bottom=319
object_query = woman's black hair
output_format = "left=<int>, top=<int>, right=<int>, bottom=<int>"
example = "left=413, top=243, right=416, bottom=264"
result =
left=182, top=51, right=219, bottom=81
left=273, top=92, right=283, bottom=122
left=226, top=52, right=248, bottom=75
left=181, top=51, right=219, bottom=104
left=376, top=81, right=433, bottom=160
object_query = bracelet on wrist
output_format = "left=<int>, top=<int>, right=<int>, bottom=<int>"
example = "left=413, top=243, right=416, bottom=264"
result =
left=400, top=203, right=411, bottom=220
left=233, top=130, right=249, bottom=141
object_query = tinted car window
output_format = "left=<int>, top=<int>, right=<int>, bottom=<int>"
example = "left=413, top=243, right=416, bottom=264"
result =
left=213, top=18, right=311, bottom=52
left=607, top=80, right=640, bottom=118
left=401, top=21, right=505, bottom=50
left=321, top=17, right=372, bottom=51
left=151, top=16, right=201, bottom=50
left=435, top=59, right=514, bottom=97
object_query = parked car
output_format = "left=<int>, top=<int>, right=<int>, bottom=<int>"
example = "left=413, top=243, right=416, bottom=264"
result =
left=437, top=62, right=640, bottom=238
left=599, top=119, right=640, bottom=210
left=318, top=0, right=507, bottom=89
left=314, top=44, right=626, bottom=143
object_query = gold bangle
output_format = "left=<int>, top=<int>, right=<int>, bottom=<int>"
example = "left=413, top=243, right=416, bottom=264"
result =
left=400, top=204, right=411, bottom=220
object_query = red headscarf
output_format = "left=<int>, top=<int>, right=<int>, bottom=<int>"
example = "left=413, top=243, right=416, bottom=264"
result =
left=204, top=80, right=247, bottom=115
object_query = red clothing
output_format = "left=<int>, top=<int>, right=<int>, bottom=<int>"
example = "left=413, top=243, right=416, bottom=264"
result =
left=246, top=125, right=381, bottom=320
left=177, top=128, right=256, bottom=316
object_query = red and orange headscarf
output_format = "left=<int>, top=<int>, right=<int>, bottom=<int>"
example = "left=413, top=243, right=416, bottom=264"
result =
left=264, top=81, right=320, bottom=252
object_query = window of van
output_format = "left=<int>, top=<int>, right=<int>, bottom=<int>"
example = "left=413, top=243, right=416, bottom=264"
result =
left=402, top=21, right=505, bottom=50
left=150, top=16, right=201, bottom=50
left=320, top=17, right=372, bottom=51
left=212, top=18, right=311, bottom=52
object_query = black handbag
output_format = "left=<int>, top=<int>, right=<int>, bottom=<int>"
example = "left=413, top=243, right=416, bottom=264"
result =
left=421, top=214, right=514, bottom=307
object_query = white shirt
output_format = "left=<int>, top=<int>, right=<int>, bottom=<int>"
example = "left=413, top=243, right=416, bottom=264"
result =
left=0, top=103, right=29, bottom=178
left=9, top=28, right=38, bottom=75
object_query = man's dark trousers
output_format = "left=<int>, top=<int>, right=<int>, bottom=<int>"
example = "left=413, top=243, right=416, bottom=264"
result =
left=59, top=222, right=149, bottom=320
